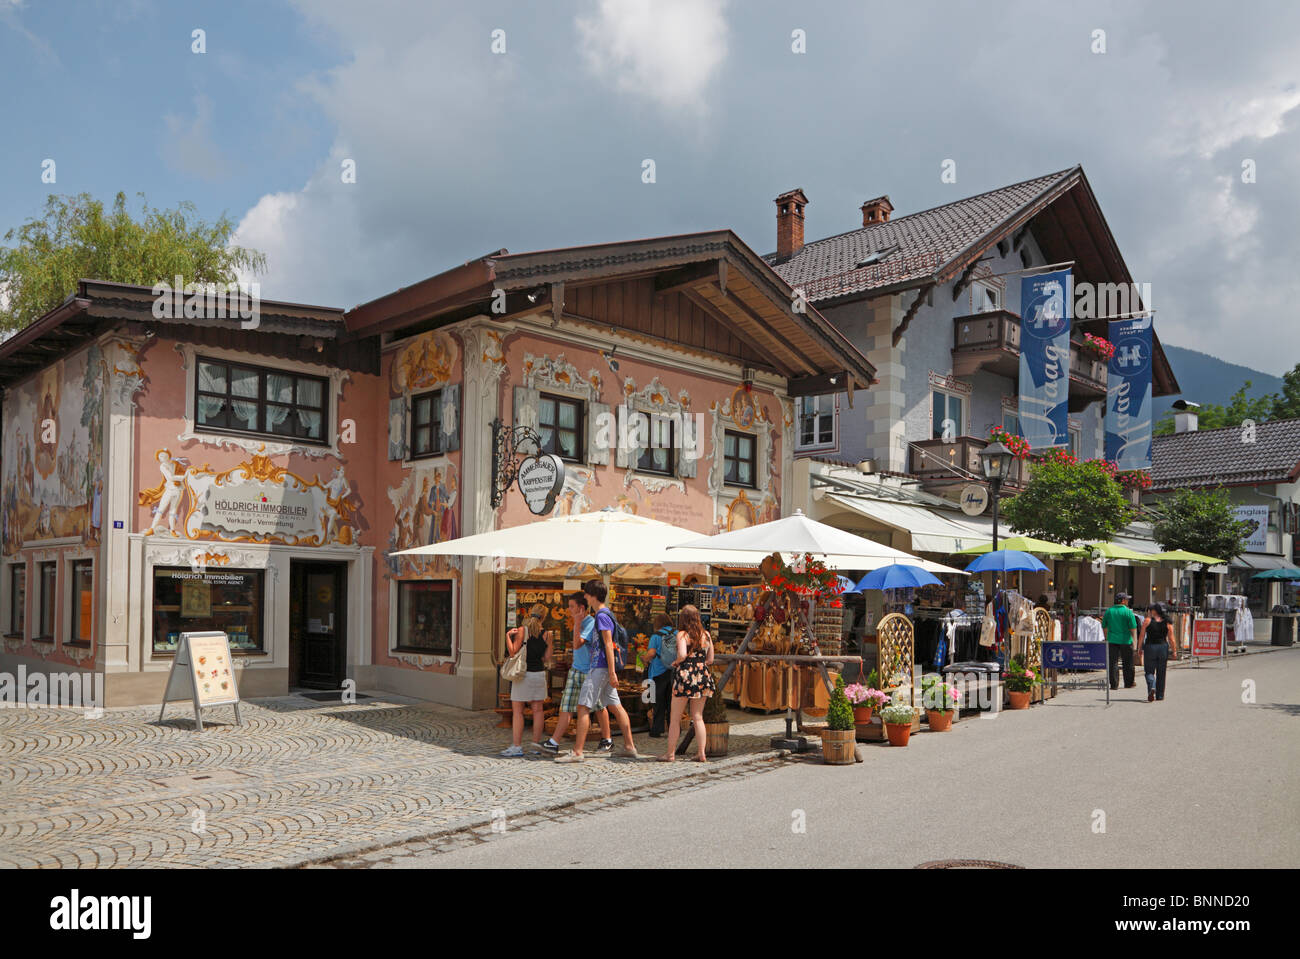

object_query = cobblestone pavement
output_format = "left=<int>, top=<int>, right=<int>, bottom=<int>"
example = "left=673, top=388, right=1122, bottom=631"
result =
left=0, top=692, right=785, bottom=868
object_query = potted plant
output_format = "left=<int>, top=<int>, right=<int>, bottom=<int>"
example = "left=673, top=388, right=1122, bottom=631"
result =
left=821, top=674, right=857, bottom=765
left=1005, top=655, right=1036, bottom=709
left=880, top=701, right=918, bottom=747
left=702, top=684, right=730, bottom=757
left=921, top=674, right=961, bottom=731
left=844, top=682, right=889, bottom=724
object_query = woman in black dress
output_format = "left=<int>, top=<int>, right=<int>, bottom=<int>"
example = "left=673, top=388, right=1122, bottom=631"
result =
left=659, top=605, right=715, bottom=763
left=1138, top=602, right=1171, bottom=702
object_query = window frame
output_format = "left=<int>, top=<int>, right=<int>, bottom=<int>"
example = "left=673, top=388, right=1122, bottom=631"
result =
left=635, top=413, right=676, bottom=476
left=150, top=565, right=267, bottom=655
left=394, top=579, right=455, bottom=656
left=795, top=395, right=838, bottom=452
left=1002, top=410, right=1022, bottom=437
left=972, top=280, right=1000, bottom=313
left=537, top=392, right=586, bottom=464
left=67, top=559, right=93, bottom=646
left=723, top=429, right=758, bottom=489
left=931, top=388, right=967, bottom=440
left=36, top=561, right=57, bottom=640
left=193, top=356, right=330, bottom=447
left=7, top=563, right=25, bottom=638
left=409, top=389, right=444, bottom=460
left=1068, top=425, right=1083, bottom=458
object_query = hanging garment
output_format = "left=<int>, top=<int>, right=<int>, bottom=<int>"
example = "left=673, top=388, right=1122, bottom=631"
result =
left=980, top=605, right=997, bottom=647
left=1077, top=616, right=1105, bottom=642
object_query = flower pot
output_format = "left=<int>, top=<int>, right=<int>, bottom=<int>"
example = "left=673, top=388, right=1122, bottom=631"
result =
left=852, top=705, right=874, bottom=724
left=704, top=722, right=730, bottom=757
left=821, top=728, right=857, bottom=765
left=885, top=722, right=912, bottom=747
left=926, top=709, right=953, bottom=732
left=1007, top=690, right=1031, bottom=710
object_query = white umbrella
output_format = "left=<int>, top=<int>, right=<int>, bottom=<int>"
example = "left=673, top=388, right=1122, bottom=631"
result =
left=393, top=507, right=723, bottom=567
left=667, top=509, right=963, bottom=573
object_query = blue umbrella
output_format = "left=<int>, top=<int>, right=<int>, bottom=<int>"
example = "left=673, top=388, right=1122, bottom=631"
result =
left=854, top=564, right=943, bottom=592
left=964, top=550, right=1049, bottom=574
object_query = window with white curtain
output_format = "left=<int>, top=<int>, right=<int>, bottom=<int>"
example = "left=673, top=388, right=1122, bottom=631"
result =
left=195, top=358, right=328, bottom=443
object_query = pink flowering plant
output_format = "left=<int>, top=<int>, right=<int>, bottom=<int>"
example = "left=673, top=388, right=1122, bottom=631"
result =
left=1004, top=655, right=1038, bottom=693
left=920, top=675, right=961, bottom=712
left=1080, top=333, right=1116, bottom=361
left=844, top=683, right=889, bottom=710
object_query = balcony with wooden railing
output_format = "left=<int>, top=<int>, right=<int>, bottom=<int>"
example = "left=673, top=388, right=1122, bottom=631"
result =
left=952, top=310, right=1107, bottom=410
left=908, top=435, right=1032, bottom=491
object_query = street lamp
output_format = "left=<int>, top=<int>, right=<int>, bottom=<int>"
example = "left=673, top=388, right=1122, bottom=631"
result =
left=980, top=441, right=1015, bottom=552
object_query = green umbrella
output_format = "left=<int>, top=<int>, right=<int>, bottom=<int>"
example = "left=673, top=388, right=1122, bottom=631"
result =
left=1147, top=549, right=1226, bottom=566
left=955, top=535, right=1085, bottom=557
left=1252, top=568, right=1300, bottom=580
left=1082, top=542, right=1162, bottom=564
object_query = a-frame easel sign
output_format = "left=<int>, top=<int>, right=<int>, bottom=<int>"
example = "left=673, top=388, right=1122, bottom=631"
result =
left=158, top=631, right=243, bottom=731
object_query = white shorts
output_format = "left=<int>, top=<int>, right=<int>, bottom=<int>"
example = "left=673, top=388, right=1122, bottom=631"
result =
left=511, top=670, right=547, bottom=702
left=577, top=671, right=621, bottom=710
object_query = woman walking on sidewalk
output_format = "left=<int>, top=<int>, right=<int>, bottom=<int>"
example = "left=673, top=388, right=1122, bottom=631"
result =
left=502, top=610, right=552, bottom=757
left=1138, top=602, right=1171, bottom=702
left=659, top=605, right=715, bottom=763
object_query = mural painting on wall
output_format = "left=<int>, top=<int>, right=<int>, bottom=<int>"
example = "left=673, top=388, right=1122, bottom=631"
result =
left=710, top=385, right=780, bottom=531
left=137, top=450, right=357, bottom=546
left=391, top=330, right=459, bottom=394
left=386, top=464, right=460, bottom=576
left=1, top=347, right=105, bottom=551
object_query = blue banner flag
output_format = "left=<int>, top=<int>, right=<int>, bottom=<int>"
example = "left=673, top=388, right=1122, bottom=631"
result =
left=1018, top=269, right=1072, bottom=450
left=1105, top=316, right=1153, bottom=470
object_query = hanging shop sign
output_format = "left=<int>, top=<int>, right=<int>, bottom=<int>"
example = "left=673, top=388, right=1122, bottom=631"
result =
left=1192, top=618, right=1225, bottom=658
left=959, top=484, right=989, bottom=516
left=1232, top=505, right=1270, bottom=552
left=1018, top=269, right=1072, bottom=451
left=158, top=631, right=243, bottom=731
left=517, top=454, right=566, bottom=515
left=1105, top=316, right=1154, bottom=470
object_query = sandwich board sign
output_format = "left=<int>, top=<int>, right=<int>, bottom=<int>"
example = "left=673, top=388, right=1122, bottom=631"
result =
left=158, top=631, right=243, bottom=730
left=1191, top=618, right=1227, bottom=667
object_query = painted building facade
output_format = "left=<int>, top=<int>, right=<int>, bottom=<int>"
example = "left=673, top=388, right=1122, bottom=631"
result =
left=1, top=234, right=873, bottom=708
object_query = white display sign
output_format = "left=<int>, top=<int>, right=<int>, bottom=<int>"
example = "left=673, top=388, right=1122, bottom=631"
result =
left=186, top=470, right=333, bottom=544
left=158, top=631, right=243, bottom=731
left=1234, top=505, right=1270, bottom=552
left=959, top=484, right=989, bottom=516
left=517, top=454, right=565, bottom=515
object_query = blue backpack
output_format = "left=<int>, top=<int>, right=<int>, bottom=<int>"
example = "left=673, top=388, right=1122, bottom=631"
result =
left=611, top=617, right=631, bottom=670
left=655, top=627, right=678, bottom=671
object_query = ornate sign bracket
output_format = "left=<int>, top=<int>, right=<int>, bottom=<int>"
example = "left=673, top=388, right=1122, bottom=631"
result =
left=490, top=419, right=542, bottom=509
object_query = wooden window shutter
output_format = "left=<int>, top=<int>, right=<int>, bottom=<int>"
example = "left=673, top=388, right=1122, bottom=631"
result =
left=588, top=401, right=611, bottom=466
left=440, top=383, right=461, bottom=452
left=513, top=386, right=540, bottom=437
left=388, top=396, right=407, bottom=461
left=677, top=413, right=698, bottom=479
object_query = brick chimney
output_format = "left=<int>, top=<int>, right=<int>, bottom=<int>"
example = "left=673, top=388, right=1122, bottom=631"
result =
left=775, top=188, right=808, bottom=259
left=860, top=195, right=893, bottom=226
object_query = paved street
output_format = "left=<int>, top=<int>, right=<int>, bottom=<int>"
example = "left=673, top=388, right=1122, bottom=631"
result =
left=336, top=648, right=1300, bottom=869
left=0, top=691, right=785, bottom=868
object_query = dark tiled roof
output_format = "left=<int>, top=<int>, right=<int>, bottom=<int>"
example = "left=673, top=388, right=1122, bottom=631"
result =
left=766, top=168, right=1078, bottom=302
left=1150, top=419, right=1300, bottom=489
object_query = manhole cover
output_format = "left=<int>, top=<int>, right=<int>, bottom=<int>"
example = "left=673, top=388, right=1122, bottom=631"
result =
left=149, top=770, right=254, bottom=789
left=915, top=859, right=1023, bottom=869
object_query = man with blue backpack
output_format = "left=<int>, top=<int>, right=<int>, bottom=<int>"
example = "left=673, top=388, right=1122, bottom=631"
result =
left=645, top=613, right=677, bottom=737
left=555, top=579, right=640, bottom=763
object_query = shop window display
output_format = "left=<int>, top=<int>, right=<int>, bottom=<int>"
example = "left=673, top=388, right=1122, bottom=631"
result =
left=37, top=561, right=56, bottom=639
left=7, top=564, right=24, bottom=636
left=68, top=559, right=93, bottom=645
left=396, top=580, right=454, bottom=655
left=152, top=566, right=264, bottom=653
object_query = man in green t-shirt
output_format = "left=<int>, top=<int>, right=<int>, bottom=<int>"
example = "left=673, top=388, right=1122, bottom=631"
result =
left=1102, top=592, right=1139, bottom=690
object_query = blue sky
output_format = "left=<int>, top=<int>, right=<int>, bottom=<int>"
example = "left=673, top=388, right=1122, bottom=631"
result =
left=2, top=0, right=1299, bottom=374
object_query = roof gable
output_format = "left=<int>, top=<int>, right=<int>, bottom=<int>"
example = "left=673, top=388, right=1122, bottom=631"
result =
left=1150, top=419, right=1300, bottom=489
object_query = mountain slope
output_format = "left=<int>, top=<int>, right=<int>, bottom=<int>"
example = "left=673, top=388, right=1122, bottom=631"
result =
left=1154, top=344, right=1284, bottom=421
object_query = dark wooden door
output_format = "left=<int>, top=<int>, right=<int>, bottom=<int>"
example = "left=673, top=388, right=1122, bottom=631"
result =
left=295, top=561, right=347, bottom=689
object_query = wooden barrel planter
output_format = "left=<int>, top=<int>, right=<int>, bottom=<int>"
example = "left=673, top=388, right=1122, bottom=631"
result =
left=821, top=729, right=857, bottom=764
left=704, top=722, right=730, bottom=757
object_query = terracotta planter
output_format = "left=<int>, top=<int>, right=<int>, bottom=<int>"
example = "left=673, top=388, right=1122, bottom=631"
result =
left=1007, top=689, right=1031, bottom=710
left=852, top=706, right=874, bottom=724
left=927, top=709, right=953, bottom=732
left=821, top=728, right=856, bottom=765
left=885, top=722, right=912, bottom=747
left=704, top=722, right=730, bottom=757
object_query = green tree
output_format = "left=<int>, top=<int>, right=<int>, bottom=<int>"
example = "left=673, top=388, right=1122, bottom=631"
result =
left=1000, top=459, right=1135, bottom=546
left=0, top=192, right=266, bottom=332
left=1154, top=380, right=1277, bottom=435
left=1149, top=487, right=1253, bottom=561
left=1270, top=363, right=1300, bottom=421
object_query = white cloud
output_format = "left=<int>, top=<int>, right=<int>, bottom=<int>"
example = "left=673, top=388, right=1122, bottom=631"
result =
left=1169, top=85, right=1300, bottom=159
left=576, top=0, right=729, bottom=114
